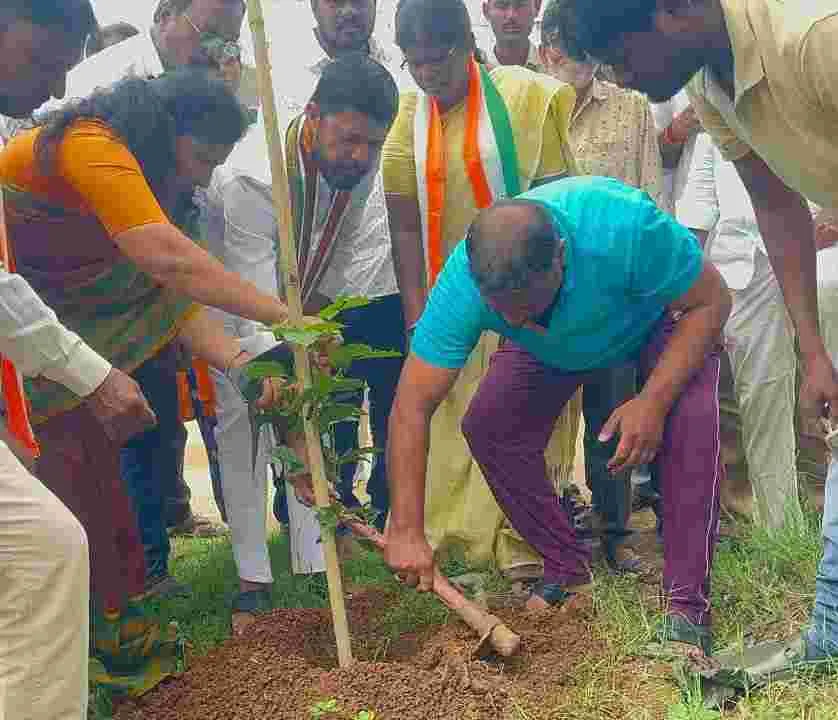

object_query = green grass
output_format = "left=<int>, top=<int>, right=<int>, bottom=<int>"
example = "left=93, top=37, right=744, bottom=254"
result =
left=144, top=509, right=838, bottom=720
left=711, top=512, right=821, bottom=649
left=157, top=532, right=449, bottom=656
left=514, top=508, right=838, bottom=720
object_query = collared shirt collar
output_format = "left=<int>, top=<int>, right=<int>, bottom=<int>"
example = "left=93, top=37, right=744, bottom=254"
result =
left=492, top=42, right=541, bottom=71
left=571, top=78, right=607, bottom=123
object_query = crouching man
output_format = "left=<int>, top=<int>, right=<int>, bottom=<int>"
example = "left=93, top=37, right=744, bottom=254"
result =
left=384, top=176, right=730, bottom=657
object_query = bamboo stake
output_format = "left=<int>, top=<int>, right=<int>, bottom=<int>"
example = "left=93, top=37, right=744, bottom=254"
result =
left=246, top=0, right=353, bottom=667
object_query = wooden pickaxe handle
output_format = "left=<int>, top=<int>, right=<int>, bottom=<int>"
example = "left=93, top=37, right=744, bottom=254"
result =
left=340, top=517, right=521, bottom=658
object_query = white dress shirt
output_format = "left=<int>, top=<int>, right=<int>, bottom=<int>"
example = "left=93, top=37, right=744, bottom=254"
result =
left=36, top=31, right=163, bottom=119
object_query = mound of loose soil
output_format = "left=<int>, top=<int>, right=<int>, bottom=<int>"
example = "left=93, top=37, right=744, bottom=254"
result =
left=112, top=589, right=627, bottom=720
left=113, top=520, right=685, bottom=719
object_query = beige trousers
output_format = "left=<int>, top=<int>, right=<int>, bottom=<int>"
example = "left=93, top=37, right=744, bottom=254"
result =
left=0, top=440, right=89, bottom=720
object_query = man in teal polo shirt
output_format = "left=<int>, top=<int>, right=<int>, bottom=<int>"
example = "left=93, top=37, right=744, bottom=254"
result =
left=384, top=176, right=731, bottom=655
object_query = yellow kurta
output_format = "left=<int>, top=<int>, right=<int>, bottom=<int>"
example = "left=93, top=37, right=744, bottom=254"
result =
left=383, top=65, right=581, bottom=570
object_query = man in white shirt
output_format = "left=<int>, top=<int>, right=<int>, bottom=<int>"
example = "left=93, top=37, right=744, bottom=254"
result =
left=47, top=0, right=244, bottom=106
left=206, top=39, right=403, bottom=629
left=0, top=3, right=157, bottom=719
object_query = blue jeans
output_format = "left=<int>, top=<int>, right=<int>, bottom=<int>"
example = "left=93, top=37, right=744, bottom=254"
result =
left=808, top=445, right=838, bottom=657
left=120, top=345, right=181, bottom=580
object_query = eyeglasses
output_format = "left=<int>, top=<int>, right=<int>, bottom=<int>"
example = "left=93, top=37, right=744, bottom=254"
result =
left=400, top=46, right=457, bottom=71
left=183, top=12, right=242, bottom=64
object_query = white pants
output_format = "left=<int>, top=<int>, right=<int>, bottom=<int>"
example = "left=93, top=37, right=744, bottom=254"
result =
left=725, top=248, right=838, bottom=529
left=0, top=440, right=89, bottom=720
left=212, top=333, right=277, bottom=585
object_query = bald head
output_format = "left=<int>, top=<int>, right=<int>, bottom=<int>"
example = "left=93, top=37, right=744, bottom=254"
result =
left=467, top=199, right=562, bottom=293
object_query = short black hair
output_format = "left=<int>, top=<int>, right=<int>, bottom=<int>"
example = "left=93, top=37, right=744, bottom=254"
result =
left=310, top=53, right=399, bottom=130
left=395, top=0, right=476, bottom=53
left=0, top=0, right=96, bottom=43
left=547, top=0, right=658, bottom=61
left=466, top=200, right=562, bottom=293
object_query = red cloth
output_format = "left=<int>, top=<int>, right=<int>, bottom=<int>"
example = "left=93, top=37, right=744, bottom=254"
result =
left=35, top=402, right=146, bottom=612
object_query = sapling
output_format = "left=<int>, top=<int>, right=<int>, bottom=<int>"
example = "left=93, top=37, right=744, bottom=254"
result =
left=243, top=297, right=401, bottom=536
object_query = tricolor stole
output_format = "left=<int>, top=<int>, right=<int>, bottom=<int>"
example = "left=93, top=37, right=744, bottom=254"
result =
left=285, top=115, right=353, bottom=306
left=414, top=58, right=522, bottom=286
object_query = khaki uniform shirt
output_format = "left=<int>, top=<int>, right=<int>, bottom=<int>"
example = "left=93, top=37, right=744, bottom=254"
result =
left=687, top=0, right=838, bottom=208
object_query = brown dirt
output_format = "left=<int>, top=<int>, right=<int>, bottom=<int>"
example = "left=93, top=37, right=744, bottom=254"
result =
left=112, top=587, right=667, bottom=720
left=113, top=520, right=681, bottom=720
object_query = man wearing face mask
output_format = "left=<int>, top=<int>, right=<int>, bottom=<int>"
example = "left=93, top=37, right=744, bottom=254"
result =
left=482, top=0, right=544, bottom=71
left=537, top=0, right=664, bottom=575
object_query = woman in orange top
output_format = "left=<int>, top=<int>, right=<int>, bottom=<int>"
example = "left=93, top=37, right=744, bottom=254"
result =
left=0, top=69, right=288, bottom=694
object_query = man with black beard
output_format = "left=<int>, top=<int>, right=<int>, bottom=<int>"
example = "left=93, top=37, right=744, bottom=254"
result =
left=204, top=52, right=402, bottom=632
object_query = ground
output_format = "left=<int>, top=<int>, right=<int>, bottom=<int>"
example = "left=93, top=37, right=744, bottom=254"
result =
left=95, top=423, right=838, bottom=718
left=95, top=500, right=838, bottom=720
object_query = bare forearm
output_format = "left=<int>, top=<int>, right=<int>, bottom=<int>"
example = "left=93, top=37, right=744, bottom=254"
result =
left=756, top=200, right=822, bottom=359
left=386, top=195, right=427, bottom=328
left=386, top=397, right=432, bottom=533
left=116, top=224, right=288, bottom=327
left=177, top=307, right=243, bottom=371
left=736, top=155, right=824, bottom=362
left=394, top=253, right=426, bottom=330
